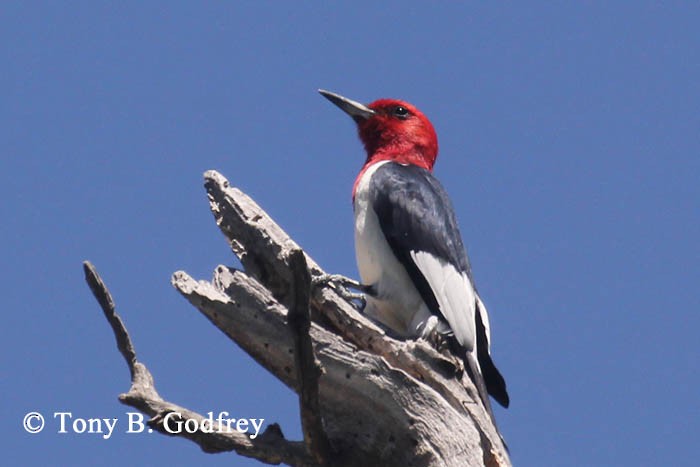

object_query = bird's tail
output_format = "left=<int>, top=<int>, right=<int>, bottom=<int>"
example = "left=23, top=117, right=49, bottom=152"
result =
left=463, top=350, right=498, bottom=427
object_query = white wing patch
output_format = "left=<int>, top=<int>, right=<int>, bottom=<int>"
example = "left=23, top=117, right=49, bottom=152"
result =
left=476, top=294, right=492, bottom=352
left=410, top=250, right=477, bottom=351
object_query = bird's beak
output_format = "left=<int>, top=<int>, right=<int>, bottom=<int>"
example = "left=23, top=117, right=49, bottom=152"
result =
left=319, top=89, right=375, bottom=121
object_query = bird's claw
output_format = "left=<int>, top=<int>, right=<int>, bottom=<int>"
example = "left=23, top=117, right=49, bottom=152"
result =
left=416, top=328, right=463, bottom=375
left=312, top=273, right=367, bottom=311
left=428, top=332, right=451, bottom=353
left=416, top=318, right=454, bottom=354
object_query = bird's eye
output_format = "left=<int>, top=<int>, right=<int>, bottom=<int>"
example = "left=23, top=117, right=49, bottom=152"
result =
left=393, top=106, right=409, bottom=119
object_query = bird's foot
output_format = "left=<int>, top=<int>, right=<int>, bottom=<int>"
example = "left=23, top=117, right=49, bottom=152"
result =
left=417, top=317, right=452, bottom=353
left=429, top=333, right=453, bottom=354
left=416, top=318, right=463, bottom=374
left=312, top=273, right=369, bottom=311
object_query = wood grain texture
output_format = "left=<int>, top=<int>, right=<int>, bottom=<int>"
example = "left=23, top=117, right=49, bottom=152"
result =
left=83, top=170, right=511, bottom=466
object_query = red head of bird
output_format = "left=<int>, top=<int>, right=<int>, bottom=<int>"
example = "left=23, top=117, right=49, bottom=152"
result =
left=319, top=90, right=439, bottom=172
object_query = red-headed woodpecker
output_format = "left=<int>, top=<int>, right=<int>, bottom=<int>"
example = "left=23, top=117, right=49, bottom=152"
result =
left=319, top=90, right=509, bottom=417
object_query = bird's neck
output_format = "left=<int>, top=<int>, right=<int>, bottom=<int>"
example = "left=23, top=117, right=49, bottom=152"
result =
left=352, top=151, right=433, bottom=200
left=363, top=138, right=436, bottom=169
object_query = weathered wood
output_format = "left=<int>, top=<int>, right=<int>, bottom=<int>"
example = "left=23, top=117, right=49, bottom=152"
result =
left=84, top=170, right=511, bottom=467
left=83, top=261, right=313, bottom=466
left=286, top=249, right=331, bottom=465
left=173, top=266, right=489, bottom=466
left=200, top=170, right=510, bottom=466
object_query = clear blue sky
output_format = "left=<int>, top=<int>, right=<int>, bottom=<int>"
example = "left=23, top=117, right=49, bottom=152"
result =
left=3, top=2, right=699, bottom=466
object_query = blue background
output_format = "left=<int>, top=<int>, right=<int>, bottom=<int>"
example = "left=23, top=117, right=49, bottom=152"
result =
left=3, top=2, right=699, bottom=466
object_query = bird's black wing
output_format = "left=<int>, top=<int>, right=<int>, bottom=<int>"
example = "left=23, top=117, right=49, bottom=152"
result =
left=369, top=162, right=508, bottom=407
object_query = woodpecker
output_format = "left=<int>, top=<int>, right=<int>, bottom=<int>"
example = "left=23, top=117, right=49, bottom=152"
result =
left=319, top=89, right=509, bottom=417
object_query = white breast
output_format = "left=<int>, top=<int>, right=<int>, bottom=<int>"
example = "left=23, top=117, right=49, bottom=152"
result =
left=353, top=161, right=430, bottom=335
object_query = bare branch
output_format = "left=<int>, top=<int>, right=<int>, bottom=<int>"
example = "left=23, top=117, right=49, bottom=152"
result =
left=83, top=261, right=137, bottom=378
left=204, top=170, right=323, bottom=308
left=83, top=261, right=314, bottom=466
left=287, top=249, right=331, bottom=465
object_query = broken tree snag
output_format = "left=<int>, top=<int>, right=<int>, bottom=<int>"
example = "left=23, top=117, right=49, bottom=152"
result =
left=85, top=169, right=511, bottom=467
left=203, top=170, right=323, bottom=309
left=83, top=261, right=314, bottom=466
left=197, top=170, right=511, bottom=467
left=174, top=267, right=491, bottom=466
left=287, top=249, right=331, bottom=465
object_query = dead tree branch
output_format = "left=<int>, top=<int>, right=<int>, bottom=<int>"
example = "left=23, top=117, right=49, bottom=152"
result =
left=83, top=261, right=313, bottom=466
left=287, top=249, right=331, bottom=465
left=84, top=170, right=511, bottom=467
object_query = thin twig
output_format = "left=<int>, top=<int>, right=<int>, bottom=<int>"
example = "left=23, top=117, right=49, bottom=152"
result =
left=83, top=261, right=137, bottom=378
